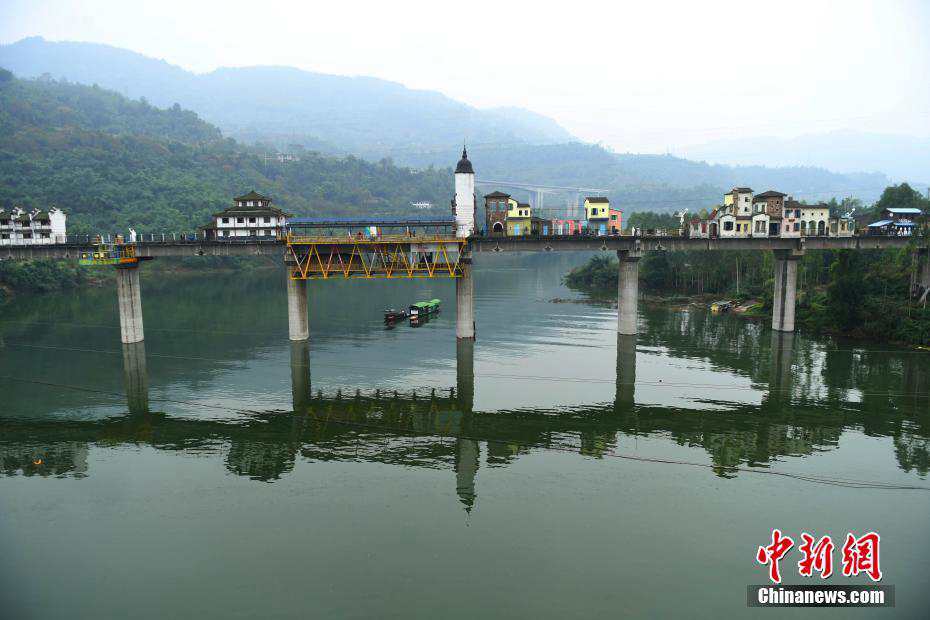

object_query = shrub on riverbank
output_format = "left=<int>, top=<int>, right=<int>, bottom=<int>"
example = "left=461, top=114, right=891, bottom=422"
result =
left=564, top=247, right=930, bottom=346
left=0, top=259, right=86, bottom=301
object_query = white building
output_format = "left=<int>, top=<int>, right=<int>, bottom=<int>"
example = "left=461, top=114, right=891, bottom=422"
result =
left=830, top=215, right=855, bottom=237
left=751, top=206, right=771, bottom=237
left=688, top=215, right=711, bottom=238
left=724, top=187, right=754, bottom=216
left=202, top=191, right=289, bottom=240
left=799, top=203, right=831, bottom=236
left=0, top=206, right=67, bottom=245
left=715, top=207, right=752, bottom=237
left=453, top=147, right=476, bottom=238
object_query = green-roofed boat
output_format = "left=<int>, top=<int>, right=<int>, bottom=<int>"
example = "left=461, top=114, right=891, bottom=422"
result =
left=409, top=298, right=440, bottom=318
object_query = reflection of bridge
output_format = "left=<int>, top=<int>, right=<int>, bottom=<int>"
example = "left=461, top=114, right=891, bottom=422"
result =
left=4, top=329, right=927, bottom=514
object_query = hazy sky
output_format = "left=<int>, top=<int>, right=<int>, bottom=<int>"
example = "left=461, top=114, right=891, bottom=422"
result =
left=2, top=0, right=928, bottom=152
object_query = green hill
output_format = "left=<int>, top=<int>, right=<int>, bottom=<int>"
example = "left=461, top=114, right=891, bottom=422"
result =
left=0, top=37, right=894, bottom=211
left=0, top=69, right=454, bottom=233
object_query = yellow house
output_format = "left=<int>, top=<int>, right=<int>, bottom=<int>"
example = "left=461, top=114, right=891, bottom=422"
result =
left=584, top=197, right=610, bottom=220
left=507, top=201, right=533, bottom=236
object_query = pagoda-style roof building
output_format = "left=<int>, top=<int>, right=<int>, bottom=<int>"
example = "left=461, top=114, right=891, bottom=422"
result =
left=212, top=190, right=290, bottom=218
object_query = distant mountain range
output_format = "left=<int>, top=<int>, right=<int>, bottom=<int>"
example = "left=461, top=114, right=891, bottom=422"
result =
left=0, top=36, right=908, bottom=210
left=679, top=130, right=930, bottom=186
left=0, top=37, right=573, bottom=156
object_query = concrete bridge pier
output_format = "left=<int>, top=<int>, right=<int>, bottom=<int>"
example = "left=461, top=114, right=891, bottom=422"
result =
left=116, top=265, right=144, bottom=344
left=617, top=250, right=642, bottom=335
left=290, top=339, right=311, bottom=412
left=771, top=250, right=802, bottom=332
left=454, top=438, right=479, bottom=514
left=121, top=341, right=149, bottom=414
left=456, top=338, right=475, bottom=414
left=287, top=277, right=310, bottom=341
left=761, top=331, right=795, bottom=412
left=456, top=260, right=475, bottom=340
left=615, top=334, right=637, bottom=411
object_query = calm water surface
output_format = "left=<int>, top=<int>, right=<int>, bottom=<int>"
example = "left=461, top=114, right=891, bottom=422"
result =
left=1, top=253, right=929, bottom=618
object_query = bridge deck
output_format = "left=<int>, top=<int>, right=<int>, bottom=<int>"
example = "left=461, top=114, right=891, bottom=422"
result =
left=0, top=234, right=919, bottom=261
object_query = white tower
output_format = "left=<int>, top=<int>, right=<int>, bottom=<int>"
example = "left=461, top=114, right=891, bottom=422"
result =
left=453, top=147, right=476, bottom=238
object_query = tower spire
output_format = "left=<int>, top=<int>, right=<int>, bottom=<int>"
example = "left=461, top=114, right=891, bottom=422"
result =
left=455, top=145, right=474, bottom=174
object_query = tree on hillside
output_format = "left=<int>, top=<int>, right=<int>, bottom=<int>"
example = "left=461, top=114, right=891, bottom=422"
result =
left=872, top=183, right=930, bottom=215
left=624, top=211, right=679, bottom=231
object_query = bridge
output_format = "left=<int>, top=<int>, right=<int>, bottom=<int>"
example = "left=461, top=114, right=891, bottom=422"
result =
left=0, top=231, right=925, bottom=346
left=474, top=179, right=609, bottom=213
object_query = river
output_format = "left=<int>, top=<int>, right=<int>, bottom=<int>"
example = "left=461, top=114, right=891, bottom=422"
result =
left=1, top=253, right=928, bottom=618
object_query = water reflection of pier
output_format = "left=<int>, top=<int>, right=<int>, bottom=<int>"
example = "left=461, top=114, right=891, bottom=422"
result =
left=3, top=323, right=928, bottom=514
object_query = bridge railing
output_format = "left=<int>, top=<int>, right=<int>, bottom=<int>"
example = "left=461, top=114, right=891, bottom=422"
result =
left=287, top=233, right=462, bottom=244
left=55, top=233, right=288, bottom=245
left=21, top=225, right=923, bottom=249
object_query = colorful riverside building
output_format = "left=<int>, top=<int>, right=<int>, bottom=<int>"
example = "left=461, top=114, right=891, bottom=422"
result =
left=724, top=187, right=754, bottom=215
left=551, top=218, right=584, bottom=235
left=583, top=197, right=622, bottom=234
left=688, top=187, right=856, bottom=239
left=506, top=201, right=544, bottom=236
left=201, top=191, right=290, bottom=240
left=750, top=190, right=786, bottom=237
left=484, top=191, right=515, bottom=235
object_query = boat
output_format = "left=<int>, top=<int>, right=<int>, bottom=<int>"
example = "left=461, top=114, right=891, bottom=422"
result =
left=710, top=300, right=733, bottom=313
left=409, top=299, right=441, bottom=318
left=384, top=308, right=409, bottom=322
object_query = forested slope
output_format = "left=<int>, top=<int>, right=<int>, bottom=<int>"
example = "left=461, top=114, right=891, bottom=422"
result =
left=0, top=69, right=453, bottom=233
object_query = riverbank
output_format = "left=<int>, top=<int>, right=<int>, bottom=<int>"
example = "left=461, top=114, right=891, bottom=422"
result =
left=0, top=256, right=278, bottom=305
left=562, top=251, right=930, bottom=347
left=552, top=292, right=768, bottom=323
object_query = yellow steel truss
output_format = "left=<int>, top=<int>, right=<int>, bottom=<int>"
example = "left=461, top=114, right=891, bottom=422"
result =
left=286, top=235, right=467, bottom=280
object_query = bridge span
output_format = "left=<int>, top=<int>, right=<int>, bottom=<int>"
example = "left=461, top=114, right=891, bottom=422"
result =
left=0, top=234, right=926, bottom=348
left=0, top=233, right=915, bottom=261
